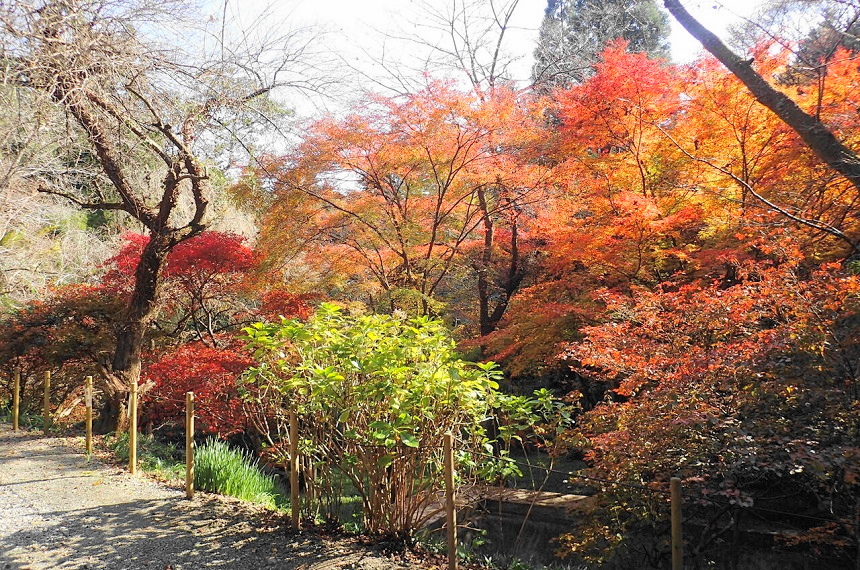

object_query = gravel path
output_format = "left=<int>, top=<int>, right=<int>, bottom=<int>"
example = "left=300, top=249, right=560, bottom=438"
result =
left=0, top=424, right=429, bottom=570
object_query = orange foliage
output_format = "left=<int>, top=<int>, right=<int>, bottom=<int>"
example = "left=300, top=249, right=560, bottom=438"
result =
left=485, top=39, right=860, bottom=382
left=252, top=82, right=554, bottom=323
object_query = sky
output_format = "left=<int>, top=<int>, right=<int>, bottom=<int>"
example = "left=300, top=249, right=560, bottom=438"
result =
left=215, top=0, right=764, bottom=113
left=668, top=0, right=766, bottom=62
left=241, top=0, right=766, bottom=66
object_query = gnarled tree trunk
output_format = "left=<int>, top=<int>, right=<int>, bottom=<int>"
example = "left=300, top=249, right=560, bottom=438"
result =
left=95, top=234, right=171, bottom=433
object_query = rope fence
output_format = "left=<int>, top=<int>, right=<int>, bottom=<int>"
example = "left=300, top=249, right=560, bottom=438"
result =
left=9, top=374, right=857, bottom=570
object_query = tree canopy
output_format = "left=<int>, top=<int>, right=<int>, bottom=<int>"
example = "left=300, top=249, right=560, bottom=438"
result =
left=1, top=1, right=859, bottom=567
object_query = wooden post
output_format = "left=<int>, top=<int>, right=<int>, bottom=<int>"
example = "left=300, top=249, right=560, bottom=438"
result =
left=854, top=503, right=859, bottom=570
left=444, top=432, right=458, bottom=570
left=186, top=391, right=194, bottom=499
left=42, top=370, right=51, bottom=432
left=289, top=411, right=300, bottom=529
left=129, top=381, right=138, bottom=474
left=85, top=376, right=93, bottom=456
left=671, top=477, right=683, bottom=570
left=12, top=367, right=20, bottom=431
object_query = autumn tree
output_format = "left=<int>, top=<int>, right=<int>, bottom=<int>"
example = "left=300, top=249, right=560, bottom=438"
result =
left=504, top=37, right=860, bottom=566
left=730, top=0, right=860, bottom=85
left=297, top=1, right=553, bottom=332
left=140, top=339, right=255, bottom=437
left=557, top=245, right=860, bottom=566
left=668, top=46, right=860, bottom=259
left=0, top=283, right=123, bottom=416
left=663, top=0, right=860, bottom=201
left=1, top=229, right=277, bottom=427
left=0, top=0, right=319, bottom=431
left=253, top=82, right=552, bottom=329
left=482, top=44, right=697, bottom=381
left=105, top=232, right=259, bottom=348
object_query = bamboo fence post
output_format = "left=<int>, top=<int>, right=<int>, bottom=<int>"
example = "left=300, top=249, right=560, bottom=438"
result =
left=12, top=367, right=20, bottom=431
left=290, top=412, right=300, bottom=529
left=42, top=370, right=51, bottom=432
left=129, top=381, right=138, bottom=474
left=854, top=503, right=859, bottom=570
left=671, top=477, right=683, bottom=570
left=444, top=432, right=458, bottom=570
left=186, top=391, right=194, bottom=499
left=85, top=376, right=93, bottom=456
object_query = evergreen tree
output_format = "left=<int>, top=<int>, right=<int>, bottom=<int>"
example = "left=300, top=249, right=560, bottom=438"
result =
left=532, top=0, right=670, bottom=89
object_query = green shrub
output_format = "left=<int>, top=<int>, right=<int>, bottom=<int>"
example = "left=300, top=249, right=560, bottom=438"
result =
left=242, top=303, right=505, bottom=537
left=194, top=439, right=284, bottom=509
left=242, top=304, right=573, bottom=537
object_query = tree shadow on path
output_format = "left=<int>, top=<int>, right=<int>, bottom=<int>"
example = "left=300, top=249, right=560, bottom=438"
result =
left=0, top=425, right=410, bottom=569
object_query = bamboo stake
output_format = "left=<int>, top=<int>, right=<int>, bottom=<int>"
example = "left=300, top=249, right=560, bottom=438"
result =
left=186, top=391, right=194, bottom=499
left=42, top=370, right=51, bottom=432
left=129, top=381, right=138, bottom=474
left=444, top=432, right=458, bottom=570
left=671, top=477, right=683, bottom=570
left=12, top=367, right=20, bottom=431
left=853, top=502, right=859, bottom=570
left=85, top=376, right=93, bottom=456
left=290, top=412, right=300, bottom=529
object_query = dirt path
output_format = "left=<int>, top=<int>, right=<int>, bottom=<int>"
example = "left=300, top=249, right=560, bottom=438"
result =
left=0, top=424, right=427, bottom=570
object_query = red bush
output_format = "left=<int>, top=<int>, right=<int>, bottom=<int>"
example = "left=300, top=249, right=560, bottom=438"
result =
left=141, top=340, right=255, bottom=436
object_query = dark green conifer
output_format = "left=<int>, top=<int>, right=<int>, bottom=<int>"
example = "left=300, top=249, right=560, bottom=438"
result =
left=532, top=0, right=670, bottom=88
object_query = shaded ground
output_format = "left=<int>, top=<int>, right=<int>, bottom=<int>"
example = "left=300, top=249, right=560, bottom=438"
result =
left=0, top=424, right=426, bottom=570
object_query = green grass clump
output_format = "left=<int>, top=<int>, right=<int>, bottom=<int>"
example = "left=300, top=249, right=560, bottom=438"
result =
left=0, top=404, right=45, bottom=430
left=106, top=431, right=185, bottom=480
left=194, top=439, right=285, bottom=509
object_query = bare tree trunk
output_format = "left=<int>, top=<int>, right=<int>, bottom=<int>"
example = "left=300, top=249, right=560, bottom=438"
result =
left=476, top=189, right=525, bottom=336
left=477, top=187, right=495, bottom=336
left=95, top=392, right=129, bottom=435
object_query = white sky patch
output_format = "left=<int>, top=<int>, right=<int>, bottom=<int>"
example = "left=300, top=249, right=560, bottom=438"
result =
left=227, top=0, right=763, bottom=70
left=206, top=0, right=765, bottom=117
left=669, top=0, right=766, bottom=63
